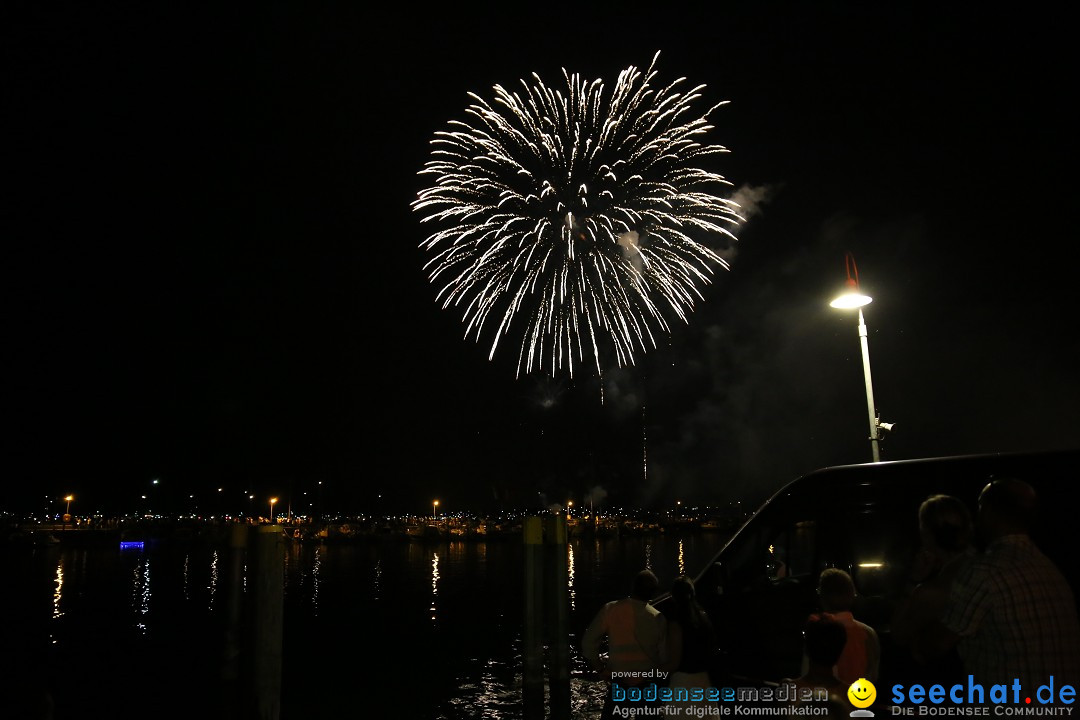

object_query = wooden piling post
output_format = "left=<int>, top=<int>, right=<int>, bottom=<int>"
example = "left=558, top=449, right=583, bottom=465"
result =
left=221, top=523, right=248, bottom=694
left=523, top=516, right=545, bottom=720
left=545, top=514, right=571, bottom=719
left=251, top=524, right=283, bottom=720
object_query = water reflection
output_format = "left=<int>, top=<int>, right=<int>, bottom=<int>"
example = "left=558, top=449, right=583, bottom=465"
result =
left=431, top=551, right=440, bottom=623
left=311, top=545, right=322, bottom=615
left=133, top=558, right=151, bottom=634
left=373, top=558, right=381, bottom=601
left=446, top=658, right=520, bottom=718
left=645, top=542, right=653, bottom=571
left=447, top=658, right=606, bottom=720
left=50, top=556, right=64, bottom=644
left=567, top=544, right=576, bottom=611
left=208, top=550, right=219, bottom=611
left=12, top=531, right=731, bottom=719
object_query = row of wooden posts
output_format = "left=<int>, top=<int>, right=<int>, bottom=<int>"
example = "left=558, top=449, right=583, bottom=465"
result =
left=220, top=517, right=571, bottom=720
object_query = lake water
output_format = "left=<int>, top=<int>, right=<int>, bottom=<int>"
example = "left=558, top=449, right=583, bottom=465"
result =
left=5, top=529, right=730, bottom=719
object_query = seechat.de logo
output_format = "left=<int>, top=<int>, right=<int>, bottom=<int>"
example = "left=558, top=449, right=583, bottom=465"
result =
left=849, top=678, right=877, bottom=717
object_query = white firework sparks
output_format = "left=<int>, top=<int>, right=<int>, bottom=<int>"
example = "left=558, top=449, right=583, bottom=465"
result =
left=413, top=51, right=743, bottom=377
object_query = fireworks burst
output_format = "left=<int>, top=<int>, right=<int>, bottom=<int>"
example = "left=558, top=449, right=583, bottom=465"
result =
left=413, top=52, right=743, bottom=377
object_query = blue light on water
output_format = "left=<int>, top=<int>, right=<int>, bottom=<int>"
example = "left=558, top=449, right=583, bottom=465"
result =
left=120, top=541, right=145, bottom=550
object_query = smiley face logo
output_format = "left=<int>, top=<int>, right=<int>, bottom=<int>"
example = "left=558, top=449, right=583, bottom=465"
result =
left=847, top=678, right=877, bottom=709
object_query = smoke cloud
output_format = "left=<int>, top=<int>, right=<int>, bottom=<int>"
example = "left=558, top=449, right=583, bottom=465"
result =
left=729, top=183, right=776, bottom=221
left=584, top=485, right=608, bottom=507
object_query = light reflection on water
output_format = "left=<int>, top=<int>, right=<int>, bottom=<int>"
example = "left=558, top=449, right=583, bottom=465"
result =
left=208, top=550, right=218, bottom=611
left=52, top=557, right=64, bottom=620
left=50, top=556, right=64, bottom=644
left=16, top=530, right=729, bottom=719
left=311, top=544, right=322, bottom=615
left=373, top=558, right=381, bottom=601
left=445, top=659, right=524, bottom=720
left=431, top=551, right=440, bottom=623
left=133, top=557, right=150, bottom=634
left=567, top=543, right=576, bottom=611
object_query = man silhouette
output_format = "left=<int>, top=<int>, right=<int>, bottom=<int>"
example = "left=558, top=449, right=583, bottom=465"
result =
left=919, top=477, right=1080, bottom=693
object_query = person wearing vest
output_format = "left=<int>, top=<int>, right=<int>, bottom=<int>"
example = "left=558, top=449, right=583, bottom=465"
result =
left=809, top=568, right=880, bottom=687
left=583, top=569, right=669, bottom=720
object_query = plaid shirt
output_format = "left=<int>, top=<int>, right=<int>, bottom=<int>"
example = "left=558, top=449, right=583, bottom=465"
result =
left=942, top=534, right=1080, bottom=691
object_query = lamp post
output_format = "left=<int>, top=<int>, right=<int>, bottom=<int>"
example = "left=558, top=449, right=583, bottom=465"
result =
left=65, top=495, right=74, bottom=515
left=149, top=478, right=160, bottom=516
left=829, top=252, right=886, bottom=463
left=433, top=499, right=439, bottom=523
left=269, top=497, right=278, bottom=524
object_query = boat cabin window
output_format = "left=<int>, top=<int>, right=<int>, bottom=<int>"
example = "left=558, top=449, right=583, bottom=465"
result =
left=707, top=502, right=819, bottom=591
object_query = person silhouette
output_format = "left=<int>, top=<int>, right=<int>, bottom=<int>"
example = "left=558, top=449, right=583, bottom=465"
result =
left=891, top=494, right=974, bottom=684
left=582, top=569, right=668, bottom=720
left=663, top=575, right=719, bottom=718
left=809, top=568, right=880, bottom=687
left=920, top=477, right=1080, bottom=692
left=784, top=616, right=849, bottom=719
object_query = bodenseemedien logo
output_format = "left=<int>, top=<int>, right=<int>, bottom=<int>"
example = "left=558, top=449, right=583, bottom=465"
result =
left=849, top=678, right=877, bottom=717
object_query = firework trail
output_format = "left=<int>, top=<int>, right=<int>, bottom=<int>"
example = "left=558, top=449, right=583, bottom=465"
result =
left=413, top=51, right=743, bottom=377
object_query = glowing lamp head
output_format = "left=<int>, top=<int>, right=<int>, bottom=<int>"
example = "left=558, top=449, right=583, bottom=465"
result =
left=829, top=278, right=872, bottom=309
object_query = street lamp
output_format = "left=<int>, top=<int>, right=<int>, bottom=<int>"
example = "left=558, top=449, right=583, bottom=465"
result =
left=433, top=499, right=439, bottom=522
left=270, top=497, right=278, bottom=523
left=63, top=495, right=74, bottom=529
left=829, top=252, right=891, bottom=462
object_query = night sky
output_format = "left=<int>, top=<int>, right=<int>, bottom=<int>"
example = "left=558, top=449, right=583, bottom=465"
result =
left=5, top=4, right=1078, bottom=516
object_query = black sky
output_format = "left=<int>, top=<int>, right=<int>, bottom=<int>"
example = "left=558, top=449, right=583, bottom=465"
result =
left=5, top=3, right=1078, bottom=516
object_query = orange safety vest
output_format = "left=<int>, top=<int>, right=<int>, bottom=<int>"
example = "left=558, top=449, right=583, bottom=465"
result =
left=603, top=599, right=664, bottom=678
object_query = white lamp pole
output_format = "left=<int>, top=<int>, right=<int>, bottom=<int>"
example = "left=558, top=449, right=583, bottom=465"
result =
left=830, top=253, right=882, bottom=463
left=856, top=307, right=880, bottom=462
